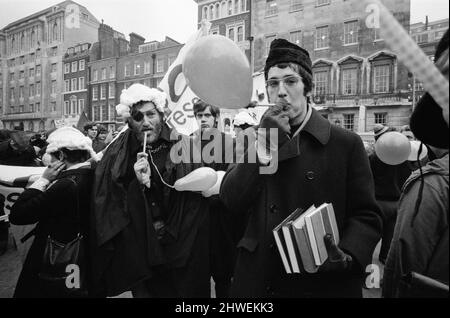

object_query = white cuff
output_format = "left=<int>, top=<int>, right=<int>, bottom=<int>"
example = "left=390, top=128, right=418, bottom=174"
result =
left=29, top=177, right=50, bottom=192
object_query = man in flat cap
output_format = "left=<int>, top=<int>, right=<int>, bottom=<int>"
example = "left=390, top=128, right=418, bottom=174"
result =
left=220, top=39, right=382, bottom=297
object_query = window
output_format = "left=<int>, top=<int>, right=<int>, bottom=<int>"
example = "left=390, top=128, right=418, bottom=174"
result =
left=10, top=72, right=15, bottom=81
left=71, top=78, right=78, bottom=91
left=343, top=114, right=355, bottom=131
left=78, top=99, right=85, bottom=114
left=92, top=86, right=98, bottom=101
left=100, top=84, right=107, bottom=100
left=51, top=63, right=57, bottom=73
left=19, top=71, right=25, bottom=79
left=134, top=63, right=141, bottom=76
left=64, top=63, right=71, bottom=74
left=51, top=46, right=58, bottom=57
left=79, top=60, right=85, bottom=71
left=71, top=99, right=77, bottom=114
left=342, top=68, right=358, bottom=95
left=237, top=26, right=244, bottom=42
left=316, top=0, right=330, bottom=6
left=373, top=65, right=390, bottom=93
left=51, top=81, right=57, bottom=95
left=29, top=84, right=34, bottom=97
left=93, top=70, right=98, bottom=81
left=51, top=102, right=56, bottom=112
left=19, top=86, right=24, bottom=99
left=79, top=77, right=85, bottom=90
left=241, top=0, right=246, bottom=12
left=36, top=103, right=41, bottom=112
left=110, top=66, right=115, bottom=79
left=36, top=65, right=41, bottom=77
left=65, top=80, right=70, bottom=92
left=142, top=61, right=151, bottom=75
left=109, top=83, right=115, bottom=98
left=234, top=0, right=239, bottom=14
left=418, top=33, right=429, bottom=43
left=19, top=105, right=24, bottom=113
left=156, top=57, right=165, bottom=73
left=228, top=28, right=235, bottom=41
left=290, top=0, right=303, bottom=12
left=93, top=105, right=100, bottom=121
left=29, top=104, right=34, bottom=113
left=125, top=64, right=131, bottom=77
left=314, top=71, right=328, bottom=96
left=53, top=22, right=59, bottom=42
left=290, top=30, right=302, bottom=46
left=36, top=82, right=41, bottom=96
left=216, top=3, right=221, bottom=18
left=71, top=61, right=77, bottom=72
left=10, top=88, right=15, bottom=101
left=36, top=49, right=41, bottom=58
left=109, top=104, right=116, bottom=121
left=374, top=113, right=387, bottom=125
left=101, top=105, right=108, bottom=121
left=228, top=0, right=233, bottom=15
left=266, top=0, right=278, bottom=16
left=344, top=21, right=358, bottom=45
left=64, top=101, right=70, bottom=114
left=315, top=26, right=329, bottom=49
left=265, top=35, right=276, bottom=56
left=101, top=68, right=107, bottom=80
left=374, top=28, right=382, bottom=41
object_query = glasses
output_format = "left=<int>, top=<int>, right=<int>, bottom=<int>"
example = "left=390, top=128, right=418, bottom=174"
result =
left=266, top=76, right=301, bottom=90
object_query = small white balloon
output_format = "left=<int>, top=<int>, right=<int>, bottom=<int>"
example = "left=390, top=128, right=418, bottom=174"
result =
left=174, top=167, right=218, bottom=192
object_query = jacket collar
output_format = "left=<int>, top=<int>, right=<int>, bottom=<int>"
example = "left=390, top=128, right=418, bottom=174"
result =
left=278, top=107, right=331, bottom=162
left=303, top=108, right=331, bottom=146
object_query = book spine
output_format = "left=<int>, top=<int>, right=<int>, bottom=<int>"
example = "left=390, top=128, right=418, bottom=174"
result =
left=292, top=224, right=318, bottom=273
left=311, top=213, right=328, bottom=265
left=283, top=225, right=300, bottom=273
left=327, top=204, right=340, bottom=244
left=273, top=230, right=292, bottom=274
left=305, top=216, right=321, bottom=266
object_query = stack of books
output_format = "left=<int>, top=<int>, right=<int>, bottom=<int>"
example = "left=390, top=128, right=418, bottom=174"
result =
left=272, top=203, right=339, bottom=274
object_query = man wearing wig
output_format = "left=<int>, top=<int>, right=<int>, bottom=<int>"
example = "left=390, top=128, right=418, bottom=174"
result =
left=91, top=84, right=213, bottom=297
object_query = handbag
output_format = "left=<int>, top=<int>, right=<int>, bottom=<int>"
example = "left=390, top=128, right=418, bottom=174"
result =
left=38, top=177, right=88, bottom=297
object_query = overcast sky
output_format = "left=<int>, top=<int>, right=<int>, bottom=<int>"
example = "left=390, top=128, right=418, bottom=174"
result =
left=0, top=0, right=448, bottom=44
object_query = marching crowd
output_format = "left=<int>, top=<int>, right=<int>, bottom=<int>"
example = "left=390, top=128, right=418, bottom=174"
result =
left=0, top=30, right=448, bottom=298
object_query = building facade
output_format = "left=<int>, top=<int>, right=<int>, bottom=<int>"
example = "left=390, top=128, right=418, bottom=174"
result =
left=88, top=26, right=183, bottom=131
left=194, top=0, right=252, bottom=68
left=88, top=23, right=128, bottom=131
left=250, top=0, right=412, bottom=133
left=409, top=18, right=449, bottom=107
left=0, top=0, right=99, bottom=131
left=63, top=43, right=90, bottom=124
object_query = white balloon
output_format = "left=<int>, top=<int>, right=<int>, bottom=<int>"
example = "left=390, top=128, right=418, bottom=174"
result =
left=174, top=167, right=218, bottom=192
left=202, top=170, right=226, bottom=198
left=408, top=140, right=428, bottom=161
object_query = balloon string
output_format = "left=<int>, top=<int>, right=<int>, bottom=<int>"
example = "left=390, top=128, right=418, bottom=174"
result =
left=148, top=150, right=175, bottom=189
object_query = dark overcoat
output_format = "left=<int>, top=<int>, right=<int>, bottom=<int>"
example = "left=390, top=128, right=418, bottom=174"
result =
left=220, top=109, right=383, bottom=298
left=9, top=168, right=94, bottom=298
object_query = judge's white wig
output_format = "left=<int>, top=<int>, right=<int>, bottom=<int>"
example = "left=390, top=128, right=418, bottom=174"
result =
left=46, top=126, right=101, bottom=161
left=116, top=83, right=167, bottom=119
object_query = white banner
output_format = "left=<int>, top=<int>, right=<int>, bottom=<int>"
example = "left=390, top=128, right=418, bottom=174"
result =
left=0, top=165, right=45, bottom=221
left=159, top=20, right=211, bottom=136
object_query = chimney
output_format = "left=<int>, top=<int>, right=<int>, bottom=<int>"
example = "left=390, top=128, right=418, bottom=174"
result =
left=129, top=32, right=145, bottom=53
left=98, top=23, right=115, bottom=59
left=425, top=15, right=429, bottom=29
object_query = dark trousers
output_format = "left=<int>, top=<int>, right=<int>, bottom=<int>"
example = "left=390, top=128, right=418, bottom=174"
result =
left=377, top=199, right=398, bottom=264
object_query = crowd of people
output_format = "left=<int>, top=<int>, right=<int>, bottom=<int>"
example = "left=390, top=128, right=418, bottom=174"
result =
left=0, top=29, right=448, bottom=298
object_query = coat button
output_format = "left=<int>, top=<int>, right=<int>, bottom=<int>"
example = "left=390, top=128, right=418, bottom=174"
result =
left=269, top=204, right=278, bottom=214
left=306, top=171, right=315, bottom=180
left=151, top=202, right=156, bottom=207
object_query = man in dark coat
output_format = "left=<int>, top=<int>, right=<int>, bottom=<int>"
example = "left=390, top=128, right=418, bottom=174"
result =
left=220, top=39, right=382, bottom=298
left=368, top=125, right=413, bottom=264
left=91, top=84, right=214, bottom=297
